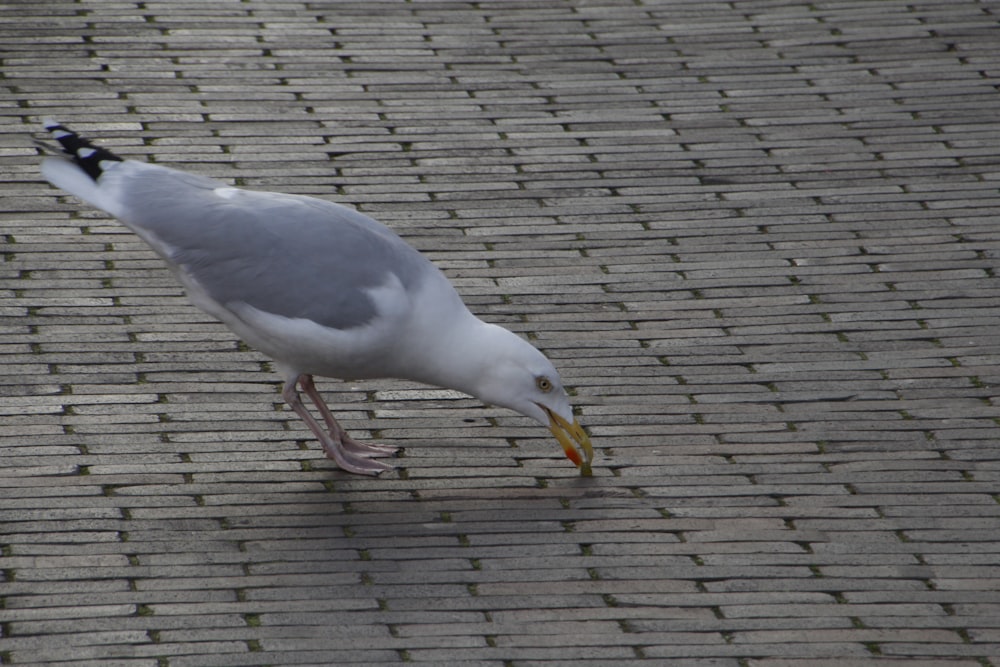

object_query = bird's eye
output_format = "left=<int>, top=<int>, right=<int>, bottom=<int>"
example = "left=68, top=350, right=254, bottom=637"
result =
left=536, top=376, right=553, bottom=393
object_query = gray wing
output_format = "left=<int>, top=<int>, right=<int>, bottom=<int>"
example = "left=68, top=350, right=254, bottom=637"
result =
left=112, top=163, right=430, bottom=331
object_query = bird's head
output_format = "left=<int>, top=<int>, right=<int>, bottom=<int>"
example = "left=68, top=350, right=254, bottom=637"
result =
left=470, top=327, right=594, bottom=475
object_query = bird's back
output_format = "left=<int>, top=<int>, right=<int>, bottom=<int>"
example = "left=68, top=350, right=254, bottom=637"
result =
left=45, top=154, right=436, bottom=333
left=113, top=162, right=432, bottom=331
left=40, top=121, right=475, bottom=382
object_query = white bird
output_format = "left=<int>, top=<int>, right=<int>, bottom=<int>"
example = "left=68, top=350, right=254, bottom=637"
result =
left=39, top=120, right=593, bottom=476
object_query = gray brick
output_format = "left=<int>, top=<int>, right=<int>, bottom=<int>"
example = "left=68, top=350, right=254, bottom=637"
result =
left=4, top=0, right=1000, bottom=665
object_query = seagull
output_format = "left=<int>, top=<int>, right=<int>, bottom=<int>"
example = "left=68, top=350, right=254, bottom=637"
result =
left=38, top=120, right=593, bottom=476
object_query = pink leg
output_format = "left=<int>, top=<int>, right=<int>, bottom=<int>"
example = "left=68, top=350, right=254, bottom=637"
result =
left=282, top=374, right=394, bottom=475
left=298, top=375, right=400, bottom=458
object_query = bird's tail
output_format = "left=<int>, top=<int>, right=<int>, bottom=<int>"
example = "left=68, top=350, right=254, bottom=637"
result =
left=39, top=120, right=126, bottom=214
left=40, top=119, right=123, bottom=180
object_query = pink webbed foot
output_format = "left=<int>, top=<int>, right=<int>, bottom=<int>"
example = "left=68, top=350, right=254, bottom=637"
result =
left=340, top=434, right=400, bottom=459
left=317, top=434, right=396, bottom=475
left=283, top=374, right=401, bottom=476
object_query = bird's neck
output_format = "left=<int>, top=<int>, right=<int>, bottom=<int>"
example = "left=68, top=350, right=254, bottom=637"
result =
left=395, top=312, right=517, bottom=401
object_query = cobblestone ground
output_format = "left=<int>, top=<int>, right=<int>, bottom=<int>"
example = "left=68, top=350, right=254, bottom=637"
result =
left=2, top=1, right=999, bottom=665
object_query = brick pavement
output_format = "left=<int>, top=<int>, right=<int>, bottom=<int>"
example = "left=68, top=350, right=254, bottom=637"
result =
left=1, top=0, right=999, bottom=665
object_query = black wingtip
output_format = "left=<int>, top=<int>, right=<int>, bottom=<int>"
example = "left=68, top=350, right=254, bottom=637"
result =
left=42, top=119, right=123, bottom=181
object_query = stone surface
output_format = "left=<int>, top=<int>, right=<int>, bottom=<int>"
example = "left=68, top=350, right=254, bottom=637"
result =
left=2, top=0, right=999, bottom=665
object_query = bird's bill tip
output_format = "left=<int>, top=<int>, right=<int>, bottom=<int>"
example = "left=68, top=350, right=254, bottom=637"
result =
left=545, top=409, right=594, bottom=476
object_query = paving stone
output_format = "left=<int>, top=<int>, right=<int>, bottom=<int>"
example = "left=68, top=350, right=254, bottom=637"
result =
left=2, top=0, right=1000, bottom=665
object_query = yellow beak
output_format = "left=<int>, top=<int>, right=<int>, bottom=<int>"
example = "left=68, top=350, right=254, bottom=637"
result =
left=543, top=407, right=594, bottom=477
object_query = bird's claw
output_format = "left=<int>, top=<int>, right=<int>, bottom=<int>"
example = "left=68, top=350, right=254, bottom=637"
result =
left=317, top=431, right=399, bottom=475
left=321, top=437, right=396, bottom=476
left=340, top=435, right=400, bottom=459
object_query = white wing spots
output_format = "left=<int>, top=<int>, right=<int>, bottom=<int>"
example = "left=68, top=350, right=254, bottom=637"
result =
left=362, top=272, right=410, bottom=323
left=214, top=187, right=241, bottom=200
